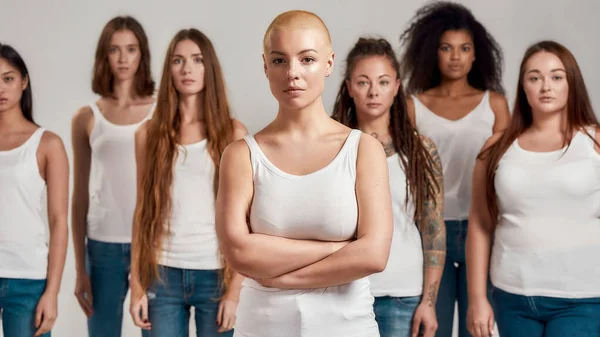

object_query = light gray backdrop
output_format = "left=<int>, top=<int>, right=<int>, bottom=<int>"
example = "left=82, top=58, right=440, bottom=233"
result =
left=1, top=0, right=598, bottom=336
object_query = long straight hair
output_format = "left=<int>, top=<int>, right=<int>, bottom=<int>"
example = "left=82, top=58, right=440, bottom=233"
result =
left=132, top=29, right=235, bottom=291
left=481, top=40, right=599, bottom=219
left=0, top=43, right=34, bottom=123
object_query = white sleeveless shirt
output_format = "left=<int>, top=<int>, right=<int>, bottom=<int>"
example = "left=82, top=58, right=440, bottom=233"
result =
left=87, top=102, right=155, bottom=243
left=0, top=128, right=48, bottom=279
left=158, top=139, right=222, bottom=270
left=414, top=91, right=494, bottom=220
left=491, top=129, right=600, bottom=298
left=369, top=153, right=423, bottom=297
left=235, top=129, right=379, bottom=337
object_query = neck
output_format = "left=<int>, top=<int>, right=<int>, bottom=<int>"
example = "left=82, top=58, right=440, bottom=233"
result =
left=0, top=105, right=28, bottom=132
left=273, top=96, right=332, bottom=136
left=530, top=108, right=569, bottom=134
left=178, top=93, right=203, bottom=124
left=437, top=76, right=472, bottom=97
left=111, top=78, right=136, bottom=105
left=356, top=110, right=390, bottom=137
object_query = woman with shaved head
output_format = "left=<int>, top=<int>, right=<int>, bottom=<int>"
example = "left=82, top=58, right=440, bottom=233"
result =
left=216, top=10, right=393, bottom=337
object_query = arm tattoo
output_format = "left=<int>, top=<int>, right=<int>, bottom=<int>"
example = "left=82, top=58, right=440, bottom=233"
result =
left=427, top=282, right=439, bottom=307
left=420, top=137, right=446, bottom=270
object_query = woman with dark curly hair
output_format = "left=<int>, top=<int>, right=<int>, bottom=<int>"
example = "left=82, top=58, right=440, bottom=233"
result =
left=399, top=2, right=511, bottom=336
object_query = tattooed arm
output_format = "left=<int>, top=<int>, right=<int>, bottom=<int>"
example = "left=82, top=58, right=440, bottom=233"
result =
left=411, top=135, right=446, bottom=337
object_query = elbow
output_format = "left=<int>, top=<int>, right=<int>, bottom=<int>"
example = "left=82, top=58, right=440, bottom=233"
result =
left=366, top=248, right=390, bottom=274
left=221, top=245, right=249, bottom=273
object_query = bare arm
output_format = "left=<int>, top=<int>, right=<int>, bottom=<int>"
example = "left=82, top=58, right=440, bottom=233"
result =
left=216, top=140, right=348, bottom=279
left=70, top=107, right=93, bottom=275
left=418, top=136, right=446, bottom=308
left=259, top=134, right=393, bottom=289
left=489, top=91, right=511, bottom=133
left=41, top=132, right=70, bottom=295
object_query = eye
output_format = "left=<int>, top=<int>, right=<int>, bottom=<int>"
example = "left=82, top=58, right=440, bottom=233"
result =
left=194, top=57, right=203, bottom=63
left=3, top=76, right=14, bottom=83
left=172, top=58, right=182, bottom=65
left=380, top=80, right=389, bottom=86
left=357, top=81, right=368, bottom=86
left=462, top=46, right=471, bottom=52
left=302, top=57, right=315, bottom=64
left=552, top=75, right=563, bottom=80
left=528, top=76, right=539, bottom=82
left=108, top=47, right=118, bottom=54
left=128, top=47, right=137, bottom=53
left=440, top=45, right=450, bottom=52
left=272, top=58, right=285, bottom=65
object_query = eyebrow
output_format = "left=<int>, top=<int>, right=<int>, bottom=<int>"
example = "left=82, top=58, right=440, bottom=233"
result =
left=270, top=49, right=318, bottom=55
left=1, top=70, right=15, bottom=76
left=526, top=68, right=566, bottom=74
left=440, top=42, right=473, bottom=46
left=172, top=53, right=203, bottom=58
left=357, top=74, right=392, bottom=79
left=109, top=43, right=139, bottom=48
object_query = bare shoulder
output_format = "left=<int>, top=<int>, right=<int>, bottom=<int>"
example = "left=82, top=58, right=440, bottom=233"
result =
left=39, top=130, right=66, bottom=155
left=357, top=133, right=386, bottom=160
left=72, top=105, right=94, bottom=130
left=489, top=91, right=509, bottom=110
left=222, top=138, right=252, bottom=169
left=232, top=119, right=249, bottom=140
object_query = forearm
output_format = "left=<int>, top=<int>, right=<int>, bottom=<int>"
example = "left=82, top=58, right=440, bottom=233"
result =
left=71, top=201, right=88, bottom=273
left=422, top=267, right=443, bottom=307
left=45, top=216, right=69, bottom=295
left=225, top=272, right=244, bottom=301
left=230, top=233, right=340, bottom=279
left=466, top=225, right=493, bottom=301
left=273, top=238, right=385, bottom=289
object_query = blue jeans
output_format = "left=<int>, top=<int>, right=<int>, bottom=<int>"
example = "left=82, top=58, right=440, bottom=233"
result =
left=435, top=220, right=494, bottom=337
left=0, top=278, right=50, bottom=337
left=374, top=295, right=422, bottom=337
left=147, top=266, right=232, bottom=337
left=494, top=287, right=600, bottom=336
left=86, top=238, right=147, bottom=337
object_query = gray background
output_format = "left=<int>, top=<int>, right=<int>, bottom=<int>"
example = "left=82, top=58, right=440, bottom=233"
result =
left=1, top=0, right=598, bottom=336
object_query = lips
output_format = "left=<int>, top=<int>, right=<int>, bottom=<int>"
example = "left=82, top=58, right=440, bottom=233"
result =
left=182, top=79, right=195, bottom=85
left=0, top=98, right=8, bottom=104
left=366, top=103, right=382, bottom=108
left=284, top=87, right=304, bottom=92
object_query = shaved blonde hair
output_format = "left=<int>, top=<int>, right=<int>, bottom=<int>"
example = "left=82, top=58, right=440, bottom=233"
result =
left=263, top=10, right=332, bottom=52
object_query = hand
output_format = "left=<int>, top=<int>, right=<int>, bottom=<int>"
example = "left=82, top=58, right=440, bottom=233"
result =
left=412, top=302, right=438, bottom=337
left=34, top=291, right=58, bottom=337
left=467, top=298, right=495, bottom=337
left=217, top=291, right=239, bottom=332
left=129, top=287, right=151, bottom=330
left=74, top=272, right=93, bottom=317
left=252, top=276, right=280, bottom=288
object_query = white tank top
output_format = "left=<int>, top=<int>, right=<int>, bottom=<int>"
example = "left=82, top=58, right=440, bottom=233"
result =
left=87, top=102, right=154, bottom=243
left=235, top=130, right=379, bottom=337
left=491, top=128, right=600, bottom=298
left=158, top=139, right=222, bottom=270
left=0, top=128, right=48, bottom=279
left=414, top=91, right=494, bottom=220
left=369, top=153, right=423, bottom=297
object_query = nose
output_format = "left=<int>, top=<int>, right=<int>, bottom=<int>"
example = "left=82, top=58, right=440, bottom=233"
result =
left=541, top=77, right=552, bottom=92
left=118, top=50, right=127, bottom=63
left=450, top=49, right=460, bottom=60
left=182, top=59, right=192, bottom=74
left=286, top=60, right=300, bottom=80
left=368, top=84, right=379, bottom=97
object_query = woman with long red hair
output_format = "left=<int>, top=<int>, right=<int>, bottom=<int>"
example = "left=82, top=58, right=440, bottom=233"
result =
left=128, top=28, right=247, bottom=337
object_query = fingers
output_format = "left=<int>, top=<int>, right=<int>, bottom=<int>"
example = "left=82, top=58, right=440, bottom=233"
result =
left=75, top=291, right=94, bottom=317
left=34, top=309, right=56, bottom=337
left=411, top=315, right=422, bottom=337
left=488, top=315, right=495, bottom=336
left=217, top=301, right=224, bottom=326
left=217, top=306, right=235, bottom=332
left=130, top=297, right=151, bottom=330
